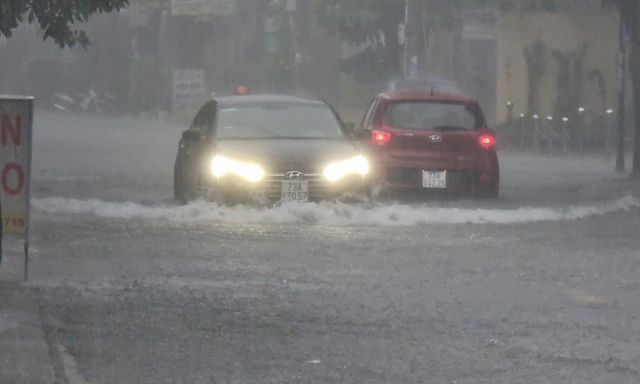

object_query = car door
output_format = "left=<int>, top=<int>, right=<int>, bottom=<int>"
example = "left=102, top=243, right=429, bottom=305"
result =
left=177, top=100, right=217, bottom=178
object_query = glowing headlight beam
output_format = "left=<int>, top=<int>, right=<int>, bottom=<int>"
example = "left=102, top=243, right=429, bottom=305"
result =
left=211, top=155, right=264, bottom=182
left=324, top=155, right=369, bottom=181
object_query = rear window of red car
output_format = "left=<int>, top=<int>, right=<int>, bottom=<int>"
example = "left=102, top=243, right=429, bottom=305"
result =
left=383, top=101, right=483, bottom=131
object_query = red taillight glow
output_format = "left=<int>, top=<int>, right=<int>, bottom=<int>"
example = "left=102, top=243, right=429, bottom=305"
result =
left=479, top=135, right=495, bottom=148
left=372, top=130, right=391, bottom=143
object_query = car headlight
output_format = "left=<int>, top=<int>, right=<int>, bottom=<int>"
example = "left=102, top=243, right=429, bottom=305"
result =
left=211, top=155, right=265, bottom=182
left=323, top=155, right=369, bottom=181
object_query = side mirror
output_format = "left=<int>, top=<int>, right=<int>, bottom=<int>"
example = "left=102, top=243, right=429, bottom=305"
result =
left=182, top=128, right=203, bottom=141
left=352, top=127, right=369, bottom=140
left=343, top=122, right=356, bottom=134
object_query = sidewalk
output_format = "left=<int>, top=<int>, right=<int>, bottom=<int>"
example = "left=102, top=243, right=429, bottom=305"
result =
left=0, top=281, right=55, bottom=384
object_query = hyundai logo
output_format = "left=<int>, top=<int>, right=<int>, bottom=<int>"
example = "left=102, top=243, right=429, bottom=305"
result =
left=429, top=135, right=442, bottom=143
left=285, top=171, right=304, bottom=180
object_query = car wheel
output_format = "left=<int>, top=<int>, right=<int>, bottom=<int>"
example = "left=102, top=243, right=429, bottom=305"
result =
left=202, top=187, right=228, bottom=206
left=174, top=156, right=199, bottom=203
left=366, top=183, right=389, bottom=203
left=173, top=158, right=184, bottom=201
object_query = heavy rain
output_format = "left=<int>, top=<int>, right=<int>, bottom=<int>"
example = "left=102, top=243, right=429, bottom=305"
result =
left=1, top=0, right=640, bottom=383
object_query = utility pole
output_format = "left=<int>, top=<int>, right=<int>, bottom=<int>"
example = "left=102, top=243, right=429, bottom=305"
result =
left=287, top=0, right=301, bottom=94
left=616, top=17, right=627, bottom=173
left=403, top=0, right=409, bottom=77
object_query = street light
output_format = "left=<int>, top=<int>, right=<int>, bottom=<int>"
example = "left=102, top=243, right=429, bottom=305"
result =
left=606, top=108, right=614, bottom=161
left=577, top=107, right=585, bottom=156
left=506, top=101, right=514, bottom=131
left=546, top=116, right=553, bottom=154
left=562, top=117, right=569, bottom=154
left=519, top=113, right=526, bottom=151
left=532, top=114, right=540, bottom=152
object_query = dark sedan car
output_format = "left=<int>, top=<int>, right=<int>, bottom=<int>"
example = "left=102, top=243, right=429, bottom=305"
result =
left=174, top=95, right=371, bottom=205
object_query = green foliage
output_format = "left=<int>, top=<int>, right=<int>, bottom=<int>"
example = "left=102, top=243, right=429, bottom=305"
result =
left=314, top=0, right=498, bottom=84
left=315, top=0, right=404, bottom=83
left=0, top=0, right=128, bottom=48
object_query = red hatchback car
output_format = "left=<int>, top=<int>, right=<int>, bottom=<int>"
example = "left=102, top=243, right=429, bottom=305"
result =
left=357, top=90, right=499, bottom=199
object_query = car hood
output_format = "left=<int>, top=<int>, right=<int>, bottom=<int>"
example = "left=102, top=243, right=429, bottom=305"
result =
left=215, top=139, right=358, bottom=174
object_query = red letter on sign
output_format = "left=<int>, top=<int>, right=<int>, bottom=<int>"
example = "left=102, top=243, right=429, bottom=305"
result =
left=2, top=163, right=25, bottom=196
left=1, top=114, right=21, bottom=146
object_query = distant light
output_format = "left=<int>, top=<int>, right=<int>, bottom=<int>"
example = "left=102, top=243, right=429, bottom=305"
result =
left=507, top=101, right=513, bottom=106
left=578, top=107, right=585, bottom=113
left=607, top=109, right=614, bottom=114
left=547, top=116, right=553, bottom=120
left=520, top=113, right=525, bottom=118
left=533, top=114, right=539, bottom=119
left=562, top=117, right=569, bottom=122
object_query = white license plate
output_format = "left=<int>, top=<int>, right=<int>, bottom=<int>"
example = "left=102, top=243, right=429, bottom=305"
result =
left=422, top=171, right=447, bottom=188
left=281, top=181, right=309, bottom=202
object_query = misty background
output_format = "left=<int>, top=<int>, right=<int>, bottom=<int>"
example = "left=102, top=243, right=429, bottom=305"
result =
left=0, top=0, right=630, bottom=155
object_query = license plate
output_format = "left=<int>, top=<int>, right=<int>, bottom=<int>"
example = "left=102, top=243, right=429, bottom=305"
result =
left=281, top=181, right=309, bottom=202
left=422, top=171, right=447, bottom=188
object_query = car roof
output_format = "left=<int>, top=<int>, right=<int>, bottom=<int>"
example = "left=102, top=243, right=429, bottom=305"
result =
left=381, top=90, right=479, bottom=104
left=215, top=94, right=326, bottom=107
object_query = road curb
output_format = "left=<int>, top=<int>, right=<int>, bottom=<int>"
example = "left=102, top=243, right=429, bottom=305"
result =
left=0, top=282, right=56, bottom=384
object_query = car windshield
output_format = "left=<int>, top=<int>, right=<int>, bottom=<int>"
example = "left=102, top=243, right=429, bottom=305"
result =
left=215, top=103, right=344, bottom=139
left=384, top=101, right=482, bottom=131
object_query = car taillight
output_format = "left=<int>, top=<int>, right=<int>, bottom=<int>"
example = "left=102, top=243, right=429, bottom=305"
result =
left=478, top=135, right=495, bottom=148
left=372, top=130, right=391, bottom=144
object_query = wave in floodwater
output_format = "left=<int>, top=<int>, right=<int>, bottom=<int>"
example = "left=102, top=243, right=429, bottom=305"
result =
left=31, top=196, right=640, bottom=226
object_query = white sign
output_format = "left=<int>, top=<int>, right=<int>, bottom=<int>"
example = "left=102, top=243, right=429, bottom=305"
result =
left=173, top=69, right=206, bottom=111
left=0, top=97, right=32, bottom=236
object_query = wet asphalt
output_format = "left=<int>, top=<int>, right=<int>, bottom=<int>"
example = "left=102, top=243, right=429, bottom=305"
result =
left=1, top=111, right=639, bottom=383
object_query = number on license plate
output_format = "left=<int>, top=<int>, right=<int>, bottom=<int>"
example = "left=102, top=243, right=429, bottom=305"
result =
left=422, top=171, right=446, bottom=188
left=281, top=181, right=309, bottom=202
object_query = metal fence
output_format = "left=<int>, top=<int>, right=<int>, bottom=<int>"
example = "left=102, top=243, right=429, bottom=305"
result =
left=499, top=106, right=629, bottom=159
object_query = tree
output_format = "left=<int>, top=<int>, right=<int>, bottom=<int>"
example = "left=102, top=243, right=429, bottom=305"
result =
left=0, top=0, right=128, bottom=48
left=315, top=0, right=405, bottom=84
left=610, top=0, right=640, bottom=178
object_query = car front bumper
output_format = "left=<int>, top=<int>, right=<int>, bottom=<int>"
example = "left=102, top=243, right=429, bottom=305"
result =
left=200, top=173, right=368, bottom=204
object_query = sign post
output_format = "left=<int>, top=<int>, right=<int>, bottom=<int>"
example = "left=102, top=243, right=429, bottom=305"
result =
left=0, top=96, right=33, bottom=281
left=172, top=69, right=205, bottom=112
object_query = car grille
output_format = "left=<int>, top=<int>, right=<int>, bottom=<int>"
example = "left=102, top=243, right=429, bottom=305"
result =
left=264, top=174, right=330, bottom=201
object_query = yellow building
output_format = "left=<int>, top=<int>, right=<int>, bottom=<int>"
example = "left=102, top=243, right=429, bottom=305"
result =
left=496, top=11, right=622, bottom=124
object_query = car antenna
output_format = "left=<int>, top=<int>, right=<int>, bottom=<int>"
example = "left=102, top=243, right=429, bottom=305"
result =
left=430, top=86, right=434, bottom=95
